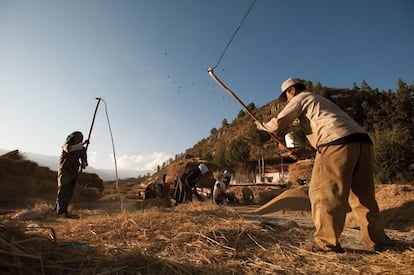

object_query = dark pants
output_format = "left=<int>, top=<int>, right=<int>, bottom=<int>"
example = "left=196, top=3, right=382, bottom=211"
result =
left=174, top=178, right=192, bottom=205
left=56, top=172, right=77, bottom=215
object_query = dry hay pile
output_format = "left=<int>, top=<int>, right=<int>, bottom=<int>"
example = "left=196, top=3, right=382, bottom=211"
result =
left=0, top=150, right=56, bottom=206
left=227, top=185, right=290, bottom=206
left=257, top=187, right=287, bottom=205
left=129, top=160, right=219, bottom=196
left=0, top=150, right=104, bottom=208
left=251, top=186, right=311, bottom=216
left=229, top=185, right=273, bottom=205
left=347, top=184, right=414, bottom=232
left=163, top=159, right=218, bottom=189
left=242, top=183, right=414, bottom=233
left=288, top=159, right=313, bottom=186
left=1, top=202, right=413, bottom=274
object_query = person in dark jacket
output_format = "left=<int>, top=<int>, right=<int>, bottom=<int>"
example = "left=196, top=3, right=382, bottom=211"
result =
left=174, top=163, right=209, bottom=205
left=54, top=131, right=88, bottom=218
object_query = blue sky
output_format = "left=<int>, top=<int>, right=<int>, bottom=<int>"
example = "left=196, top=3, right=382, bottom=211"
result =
left=0, top=0, right=413, bottom=173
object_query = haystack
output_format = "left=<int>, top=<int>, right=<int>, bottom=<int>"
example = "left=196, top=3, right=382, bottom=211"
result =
left=251, top=185, right=310, bottom=215
left=155, top=159, right=218, bottom=190
left=0, top=150, right=104, bottom=208
left=288, top=159, right=313, bottom=185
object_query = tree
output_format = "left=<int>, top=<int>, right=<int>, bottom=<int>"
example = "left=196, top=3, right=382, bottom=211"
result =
left=237, top=110, right=245, bottom=119
left=221, top=119, right=229, bottom=128
left=210, top=127, right=218, bottom=135
left=312, top=81, right=323, bottom=95
left=246, top=123, right=270, bottom=182
left=357, top=87, right=389, bottom=132
left=213, top=142, right=228, bottom=168
left=227, top=138, right=250, bottom=170
left=289, top=124, right=308, bottom=147
left=202, top=152, right=213, bottom=161
left=246, top=102, right=256, bottom=112
left=360, top=80, right=371, bottom=91
left=246, top=123, right=271, bottom=148
left=373, top=130, right=414, bottom=183
left=303, top=80, right=313, bottom=91
left=391, top=79, right=414, bottom=141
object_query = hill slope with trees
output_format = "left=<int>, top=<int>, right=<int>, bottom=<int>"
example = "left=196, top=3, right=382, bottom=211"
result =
left=184, top=79, right=414, bottom=184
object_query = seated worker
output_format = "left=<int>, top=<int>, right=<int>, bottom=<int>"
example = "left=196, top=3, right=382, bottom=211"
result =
left=213, top=172, right=228, bottom=205
left=222, top=170, right=232, bottom=188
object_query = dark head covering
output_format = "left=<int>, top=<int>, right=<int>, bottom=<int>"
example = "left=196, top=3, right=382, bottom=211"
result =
left=65, top=131, right=83, bottom=145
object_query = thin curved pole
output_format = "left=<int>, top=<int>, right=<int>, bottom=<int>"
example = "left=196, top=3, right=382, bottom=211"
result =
left=207, top=68, right=289, bottom=151
left=100, top=98, right=119, bottom=192
left=85, top=97, right=102, bottom=152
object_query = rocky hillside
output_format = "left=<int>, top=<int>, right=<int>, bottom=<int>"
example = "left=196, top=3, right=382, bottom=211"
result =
left=186, top=86, right=357, bottom=162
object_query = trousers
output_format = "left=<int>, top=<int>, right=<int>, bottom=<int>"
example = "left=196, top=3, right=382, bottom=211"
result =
left=56, top=171, right=78, bottom=215
left=310, top=142, right=388, bottom=250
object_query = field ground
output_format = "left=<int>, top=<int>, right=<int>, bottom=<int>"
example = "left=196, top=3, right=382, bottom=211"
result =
left=1, top=183, right=414, bottom=274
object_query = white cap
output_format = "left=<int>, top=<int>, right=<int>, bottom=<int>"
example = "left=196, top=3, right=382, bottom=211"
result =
left=278, top=78, right=303, bottom=102
left=198, top=163, right=209, bottom=174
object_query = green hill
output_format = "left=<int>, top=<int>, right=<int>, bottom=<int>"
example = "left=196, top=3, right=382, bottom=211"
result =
left=181, top=79, right=414, bottom=184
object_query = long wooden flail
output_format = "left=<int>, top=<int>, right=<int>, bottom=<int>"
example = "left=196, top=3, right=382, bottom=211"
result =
left=207, top=68, right=289, bottom=152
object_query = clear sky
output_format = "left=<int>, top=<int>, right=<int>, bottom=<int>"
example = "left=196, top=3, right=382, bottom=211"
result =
left=1, top=0, right=413, bottom=173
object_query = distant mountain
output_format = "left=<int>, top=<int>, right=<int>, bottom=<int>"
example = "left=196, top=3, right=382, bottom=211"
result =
left=0, top=149, right=148, bottom=181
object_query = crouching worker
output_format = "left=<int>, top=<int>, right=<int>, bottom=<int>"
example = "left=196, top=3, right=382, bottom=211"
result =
left=174, top=163, right=209, bottom=206
left=222, top=170, right=232, bottom=188
left=144, top=174, right=171, bottom=207
left=213, top=172, right=227, bottom=205
left=54, top=131, right=88, bottom=219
